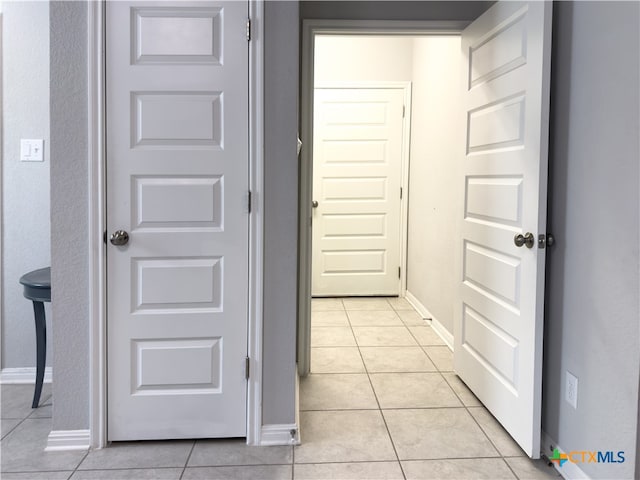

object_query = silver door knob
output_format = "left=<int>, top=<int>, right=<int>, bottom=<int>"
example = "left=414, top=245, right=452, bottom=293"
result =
left=514, top=232, right=534, bottom=249
left=110, top=230, right=129, bottom=246
left=312, top=200, right=318, bottom=208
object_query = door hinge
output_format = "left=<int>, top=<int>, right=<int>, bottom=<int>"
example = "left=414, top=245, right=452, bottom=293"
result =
left=400, top=187, right=403, bottom=199
left=402, top=105, right=405, bottom=118
left=246, top=18, right=251, bottom=41
left=245, top=357, right=250, bottom=379
left=247, top=191, right=252, bottom=213
left=398, top=266, right=401, bottom=279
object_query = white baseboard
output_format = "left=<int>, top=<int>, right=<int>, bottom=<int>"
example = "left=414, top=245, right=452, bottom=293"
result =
left=404, top=290, right=432, bottom=320
left=430, top=316, right=454, bottom=350
left=404, top=291, right=454, bottom=350
left=0, top=367, right=52, bottom=384
left=260, top=423, right=300, bottom=446
left=541, top=430, right=590, bottom=479
left=295, top=371, right=301, bottom=444
left=46, top=429, right=91, bottom=452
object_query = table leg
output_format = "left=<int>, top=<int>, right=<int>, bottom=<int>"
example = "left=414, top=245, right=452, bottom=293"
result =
left=32, top=301, right=46, bottom=408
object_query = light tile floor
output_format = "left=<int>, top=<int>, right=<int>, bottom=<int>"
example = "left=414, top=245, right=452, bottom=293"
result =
left=0, top=297, right=562, bottom=479
left=300, top=297, right=562, bottom=480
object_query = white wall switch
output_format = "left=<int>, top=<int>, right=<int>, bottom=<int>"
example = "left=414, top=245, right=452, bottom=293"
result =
left=20, top=139, right=44, bottom=162
left=566, top=371, right=578, bottom=409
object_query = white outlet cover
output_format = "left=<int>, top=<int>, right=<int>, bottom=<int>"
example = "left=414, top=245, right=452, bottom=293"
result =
left=20, top=139, right=44, bottom=162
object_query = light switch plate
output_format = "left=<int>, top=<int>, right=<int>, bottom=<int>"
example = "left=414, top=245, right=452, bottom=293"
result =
left=20, top=139, right=44, bottom=162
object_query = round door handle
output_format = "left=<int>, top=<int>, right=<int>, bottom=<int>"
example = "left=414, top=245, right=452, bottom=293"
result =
left=110, top=230, right=129, bottom=246
left=312, top=200, right=319, bottom=208
left=514, top=232, right=535, bottom=249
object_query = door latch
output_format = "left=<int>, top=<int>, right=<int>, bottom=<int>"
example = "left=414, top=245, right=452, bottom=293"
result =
left=537, top=233, right=556, bottom=249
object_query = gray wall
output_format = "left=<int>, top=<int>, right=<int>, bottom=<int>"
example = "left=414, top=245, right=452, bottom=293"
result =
left=50, top=1, right=89, bottom=430
left=263, top=0, right=299, bottom=425
left=301, top=1, right=493, bottom=21
left=1, top=1, right=51, bottom=371
left=543, top=2, right=639, bottom=478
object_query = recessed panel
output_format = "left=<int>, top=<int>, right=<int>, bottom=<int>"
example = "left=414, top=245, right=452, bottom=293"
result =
left=467, top=95, right=525, bottom=153
left=463, top=242, right=520, bottom=307
left=322, top=140, right=387, bottom=164
left=322, top=250, right=385, bottom=274
left=132, top=338, right=221, bottom=394
left=132, top=92, right=222, bottom=148
left=461, top=305, right=518, bottom=390
left=469, top=11, right=527, bottom=87
left=322, top=102, right=387, bottom=125
left=323, top=214, right=386, bottom=238
left=133, top=257, right=222, bottom=312
left=465, top=176, right=523, bottom=227
left=132, top=7, right=222, bottom=64
left=322, top=177, right=386, bottom=201
left=133, top=176, right=222, bottom=230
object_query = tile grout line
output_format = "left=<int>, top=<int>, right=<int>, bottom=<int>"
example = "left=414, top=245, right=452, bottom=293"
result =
left=1, top=415, right=28, bottom=441
left=447, top=372, right=519, bottom=478
left=66, top=445, right=91, bottom=480
left=345, top=298, right=408, bottom=480
left=291, top=437, right=295, bottom=480
left=419, top=343, right=453, bottom=374
left=503, top=457, right=522, bottom=480
left=178, top=440, right=197, bottom=479
left=1, top=392, right=90, bottom=480
left=299, top=405, right=470, bottom=413
left=1, top=391, right=54, bottom=441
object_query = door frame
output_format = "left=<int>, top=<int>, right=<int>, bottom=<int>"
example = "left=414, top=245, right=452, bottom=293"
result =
left=298, top=19, right=467, bottom=375
left=87, top=0, right=265, bottom=448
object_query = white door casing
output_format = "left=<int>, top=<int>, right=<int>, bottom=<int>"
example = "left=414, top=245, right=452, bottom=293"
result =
left=454, top=2, right=552, bottom=458
left=312, top=87, right=405, bottom=297
left=106, top=1, right=249, bottom=440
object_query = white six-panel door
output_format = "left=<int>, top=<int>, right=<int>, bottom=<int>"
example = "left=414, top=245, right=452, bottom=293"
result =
left=312, top=88, right=404, bottom=296
left=454, top=2, right=552, bottom=457
left=106, top=1, right=249, bottom=440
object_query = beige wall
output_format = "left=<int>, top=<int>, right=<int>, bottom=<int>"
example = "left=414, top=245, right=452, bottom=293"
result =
left=315, top=35, right=413, bottom=83
left=406, top=36, right=461, bottom=335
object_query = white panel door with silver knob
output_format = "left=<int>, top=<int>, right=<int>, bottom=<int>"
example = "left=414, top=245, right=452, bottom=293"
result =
left=454, top=1, right=552, bottom=458
left=312, top=87, right=405, bottom=297
left=106, top=1, right=249, bottom=440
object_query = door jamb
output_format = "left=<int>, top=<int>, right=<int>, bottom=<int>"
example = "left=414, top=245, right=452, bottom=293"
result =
left=298, top=19, right=467, bottom=376
left=88, top=0, right=265, bottom=448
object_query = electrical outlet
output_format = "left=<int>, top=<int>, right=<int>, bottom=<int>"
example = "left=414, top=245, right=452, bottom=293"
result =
left=566, top=371, right=578, bottom=409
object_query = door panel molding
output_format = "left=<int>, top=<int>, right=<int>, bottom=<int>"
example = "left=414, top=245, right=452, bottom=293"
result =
left=88, top=0, right=265, bottom=448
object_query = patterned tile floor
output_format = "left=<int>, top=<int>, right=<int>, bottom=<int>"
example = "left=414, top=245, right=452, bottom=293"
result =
left=0, top=297, right=562, bottom=479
